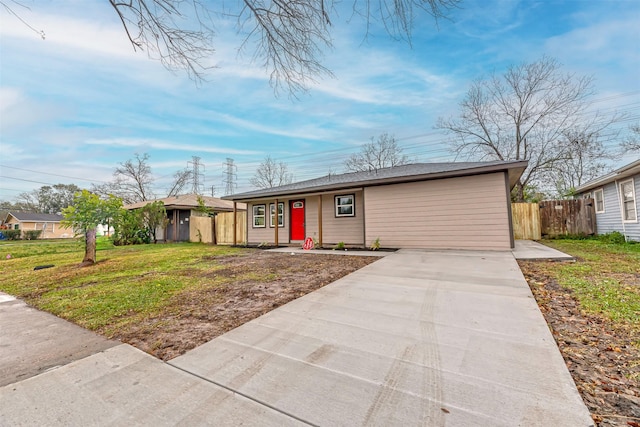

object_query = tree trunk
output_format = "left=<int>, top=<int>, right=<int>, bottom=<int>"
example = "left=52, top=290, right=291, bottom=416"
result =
left=513, top=181, right=525, bottom=203
left=82, top=228, right=97, bottom=265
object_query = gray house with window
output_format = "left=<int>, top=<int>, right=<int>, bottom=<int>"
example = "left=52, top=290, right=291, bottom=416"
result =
left=575, top=159, right=640, bottom=242
left=223, top=161, right=527, bottom=250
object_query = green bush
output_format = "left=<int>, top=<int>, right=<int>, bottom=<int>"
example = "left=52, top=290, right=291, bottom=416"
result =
left=23, top=230, right=43, bottom=240
left=598, top=231, right=627, bottom=245
left=547, top=233, right=595, bottom=241
left=2, top=230, right=22, bottom=240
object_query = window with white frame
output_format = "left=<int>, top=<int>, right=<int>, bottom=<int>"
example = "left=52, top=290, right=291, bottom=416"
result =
left=593, top=189, right=604, bottom=213
left=253, top=204, right=266, bottom=227
left=270, top=202, right=284, bottom=227
left=619, top=179, right=637, bottom=221
left=335, top=194, right=355, bottom=217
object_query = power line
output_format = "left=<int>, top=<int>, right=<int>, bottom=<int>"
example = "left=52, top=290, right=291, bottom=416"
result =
left=0, top=164, right=108, bottom=183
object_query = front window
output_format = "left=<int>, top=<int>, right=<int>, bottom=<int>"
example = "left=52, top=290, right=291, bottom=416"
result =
left=620, top=179, right=637, bottom=221
left=270, top=202, right=284, bottom=227
left=335, top=194, right=355, bottom=217
left=593, top=189, right=604, bottom=213
left=253, top=205, right=266, bottom=227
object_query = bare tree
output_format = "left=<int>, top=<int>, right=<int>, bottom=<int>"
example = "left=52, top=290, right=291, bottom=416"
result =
left=92, top=153, right=154, bottom=204
left=436, top=56, right=619, bottom=202
left=2, top=0, right=459, bottom=94
left=550, top=130, right=615, bottom=198
left=345, top=133, right=409, bottom=172
left=250, top=155, right=293, bottom=189
left=621, top=123, right=640, bottom=152
left=166, top=168, right=193, bottom=197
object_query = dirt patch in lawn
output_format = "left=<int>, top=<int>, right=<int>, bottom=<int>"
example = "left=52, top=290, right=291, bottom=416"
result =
left=113, top=251, right=378, bottom=361
left=519, top=261, right=640, bottom=427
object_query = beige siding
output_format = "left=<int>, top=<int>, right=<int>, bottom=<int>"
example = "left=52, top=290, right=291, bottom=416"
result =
left=321, top=190, right=364, bottom=246
left=246, top=192, right=365, bottom=247
left=364, top=173, right=511, bottom=250
left=5, top=219, right=73, bottom=239
left=247, top=201, right=291, bottom=245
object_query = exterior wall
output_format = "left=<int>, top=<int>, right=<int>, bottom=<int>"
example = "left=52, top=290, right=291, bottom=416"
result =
left=247, top=200, right=291, bottom=245
left=320, top=191, right=364, bottom=246
left=364, top=172, right=511, bottom=250
left=585, top=175, right=640, bottom=242
left=4, top=218, right=72, bottom=239
left=246, top=191, right=365, bottom=247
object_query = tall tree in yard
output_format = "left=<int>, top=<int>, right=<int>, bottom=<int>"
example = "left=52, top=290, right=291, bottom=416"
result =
left=437, top=56, right=618, bottom=202
left=62, top=190, right=122, bottom=265
left=345, top=133, right=409, bottom=172
left=250, top=156, right=293, bottom=189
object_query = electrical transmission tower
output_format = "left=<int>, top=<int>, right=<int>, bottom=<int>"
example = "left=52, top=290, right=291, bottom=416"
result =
left=223, top=158, right=237, bottom=196
left=188, top=156, right=205, bottom=195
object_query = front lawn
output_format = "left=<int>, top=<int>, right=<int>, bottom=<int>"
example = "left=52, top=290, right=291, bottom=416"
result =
left=518, top=238, right=640, bottom=426
left=0, top=239, right=375, bottom=359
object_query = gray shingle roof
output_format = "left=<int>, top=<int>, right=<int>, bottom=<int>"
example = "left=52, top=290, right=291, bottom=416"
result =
left=9, top=212, right=64, bottom=222
left=225, top=160, right=528, bottom=201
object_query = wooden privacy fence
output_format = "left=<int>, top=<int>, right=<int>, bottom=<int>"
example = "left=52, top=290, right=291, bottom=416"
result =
left=511, top=199, right=597, bottom=239
left=539, top=199, right=596, bottom=237
left=189, top=212, right=247, bottom=245
left=511, top=203, right=541, bottom=240
left=215, top=211, right=247, bottom=245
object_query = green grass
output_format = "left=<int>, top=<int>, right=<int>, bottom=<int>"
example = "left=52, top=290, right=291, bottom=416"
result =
left=541, top=239, right=640, bottom=329
left=0, top=239, right=248, bottom=334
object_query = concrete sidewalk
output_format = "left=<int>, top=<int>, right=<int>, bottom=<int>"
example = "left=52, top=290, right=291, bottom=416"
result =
left=0, top=248, right=592, bottom=426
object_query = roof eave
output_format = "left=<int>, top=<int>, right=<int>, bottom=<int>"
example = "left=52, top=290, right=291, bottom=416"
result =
left=575, top=159, right=640, bottom=193
left=225, top=161, right=529, bottom=201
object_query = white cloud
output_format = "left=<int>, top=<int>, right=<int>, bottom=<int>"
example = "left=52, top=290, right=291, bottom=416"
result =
left=84, top=137, right=260, bottom=156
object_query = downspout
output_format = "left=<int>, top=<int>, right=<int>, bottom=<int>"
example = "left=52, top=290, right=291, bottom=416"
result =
left=274, top=198, right=279, bottom=247
left=505, top=171, right=516, bottom=248
left=362, top=189, right=367, bottom=248
left=318, top=195, right=323, bottom=248
left=233, top=202, right=237, bottom=246
left=614, top=179, right=628, bottom=241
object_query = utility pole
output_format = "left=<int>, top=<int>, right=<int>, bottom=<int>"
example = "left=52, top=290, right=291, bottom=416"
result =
left=223, top=158, right=237, bottom=196
left=188, top=156, right=205, bottom=195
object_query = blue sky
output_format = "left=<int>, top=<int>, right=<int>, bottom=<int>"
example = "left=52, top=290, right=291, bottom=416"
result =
left=1, top=0, right=639, bottom=201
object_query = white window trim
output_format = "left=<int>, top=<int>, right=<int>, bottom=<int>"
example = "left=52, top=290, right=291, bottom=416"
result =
left=593, top=188, right=605, bottom=214
left=335, top=194, right=355, bottom=217
left=253, top=204, right=266, bottom=228
left=619, top=178, right=637, bottom=223
left=269, top=202, right=284, bottom=228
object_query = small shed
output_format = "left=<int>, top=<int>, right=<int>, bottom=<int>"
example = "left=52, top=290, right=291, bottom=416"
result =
left=575, top=158, right=640, bottom=242
left=223, top=161, right=527, bottom=250
left=2, top=212, right=71, bottom=239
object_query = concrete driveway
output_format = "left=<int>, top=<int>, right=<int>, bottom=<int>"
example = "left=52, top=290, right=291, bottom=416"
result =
left=0, top=247, right=593, bottom=426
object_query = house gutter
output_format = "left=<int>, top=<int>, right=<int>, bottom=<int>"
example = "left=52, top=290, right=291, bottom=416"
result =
left=614, top=179, right=628, bottom=242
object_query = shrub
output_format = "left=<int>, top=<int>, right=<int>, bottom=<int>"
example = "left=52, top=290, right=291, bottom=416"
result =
left=370, top=237, right=381, bottom=251
left=2, top=230, right=22, bottom=240
left=23, top=230, right=43, bottom=240
left=598, top=231, right=627, bottom=245
left=334, top=241, right=346, bottom=250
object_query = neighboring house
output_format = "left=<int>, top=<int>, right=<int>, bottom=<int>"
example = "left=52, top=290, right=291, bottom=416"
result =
left=2, top=212, right=71, bottom=239
left=124, top=194, right=246, bottom=242
left=575, top=159, right=640, bottom=242
left=223, top=161, right=528, bottom=250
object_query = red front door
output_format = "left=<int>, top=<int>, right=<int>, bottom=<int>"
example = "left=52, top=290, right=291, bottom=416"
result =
left=290, top=200, right=305, bottom=240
